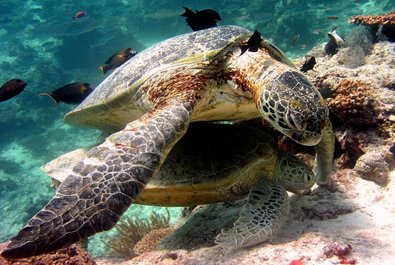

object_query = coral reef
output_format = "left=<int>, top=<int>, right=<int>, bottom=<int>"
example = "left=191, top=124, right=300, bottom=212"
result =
left=0, top=243, right=96, bottom=265
left=304, top=36, right=395, bottom=186
left=103, top=210, right=171, bottom=259
left=306, top=41, right=395, bottom=139
left=133, top=227, right=174, bottom=255
left=326, top=79, right=375, bottom=126
left=349, top=11, right=395, bottom=42
left=349, top=11, right=395, bottom=25
left=292, top=38, right=395, bottom=187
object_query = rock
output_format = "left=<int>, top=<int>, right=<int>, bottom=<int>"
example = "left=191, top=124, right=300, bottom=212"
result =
left=0, top=243, right=96, bottom=265
left=354, top=149, right=394, bottom=185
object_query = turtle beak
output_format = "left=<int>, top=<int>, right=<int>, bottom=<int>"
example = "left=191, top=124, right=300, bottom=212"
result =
left=290, top=130, right=321, bottom=146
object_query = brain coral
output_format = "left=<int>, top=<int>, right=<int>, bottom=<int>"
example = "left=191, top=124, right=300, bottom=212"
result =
left=327, top=79, right=376, bottom=126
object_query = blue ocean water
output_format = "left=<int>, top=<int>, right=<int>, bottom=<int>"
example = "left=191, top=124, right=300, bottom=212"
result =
left=0, top=0, right=393, bottom=258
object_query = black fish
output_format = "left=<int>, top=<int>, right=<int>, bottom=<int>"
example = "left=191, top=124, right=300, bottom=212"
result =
left=300, top=56, right=316, bottom=73
left=39, top=82, right=93, bottom=105
left=324, top=29, right=345, bottom=56
left=181, top=7, right=221, bottom=31
left=0, top=79, right=27, bottom=102
left=240, top=30, right=262, bottom=55
left=99, top=48, right=137, bottom=74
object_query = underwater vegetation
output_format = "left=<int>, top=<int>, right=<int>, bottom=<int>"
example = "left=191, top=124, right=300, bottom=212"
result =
left=104, top=210, right=172, bottom=259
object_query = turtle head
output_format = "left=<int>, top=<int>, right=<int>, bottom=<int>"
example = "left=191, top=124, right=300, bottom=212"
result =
left=276, top=151, right=316, bottom=194
left=257, top=70, right=328, bottom=146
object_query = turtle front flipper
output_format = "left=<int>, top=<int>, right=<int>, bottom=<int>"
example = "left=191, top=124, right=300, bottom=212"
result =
left=215, top=179, right=289, bottom=248
left=1, top=101, right=194, bottom=259
left=314, top=120, right=335, bottom=184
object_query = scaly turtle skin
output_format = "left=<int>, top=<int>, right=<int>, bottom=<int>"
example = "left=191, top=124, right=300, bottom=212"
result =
left=2, top=26, right=334, bottom=258
left=43, top=123, right=316, bottom=248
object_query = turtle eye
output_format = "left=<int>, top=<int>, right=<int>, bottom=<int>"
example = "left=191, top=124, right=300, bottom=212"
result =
left=304, top=173, right=313, bottom=184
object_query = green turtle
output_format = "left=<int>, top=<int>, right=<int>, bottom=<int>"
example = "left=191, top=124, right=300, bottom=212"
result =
left=44, top=123, right=316, bottom=249
left=2, top=25, right=334, bottom=258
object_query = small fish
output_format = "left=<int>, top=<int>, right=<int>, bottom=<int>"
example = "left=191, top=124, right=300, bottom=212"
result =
left=324, top=29, right=345, bottom=55
left=300, top=56, right=316, bottom=73
left=312, top=28, right=323, bottom=35
left=39, top=82, right=93, bottom=105
left=181, top=7, right=221, bottom=31
left=0, top=79, right=27, bottom=102
left=236, top=15, right=249, bottom=21
left=291, top=34, right=300, bottom=47
left=240, top=30, right=262, bottom=55
left=327, top=16, right=339, bottom=20
left=99, top=48, right=137, bottom=74
left=73, top=11, right=87, bottom=20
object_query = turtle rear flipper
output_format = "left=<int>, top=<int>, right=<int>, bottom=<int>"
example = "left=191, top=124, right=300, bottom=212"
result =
left=215, top=180, right=290, bottom=248
left=1, top=101, right=194, bottom=259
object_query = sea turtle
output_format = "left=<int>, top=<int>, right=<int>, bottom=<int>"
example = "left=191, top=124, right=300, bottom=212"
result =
left=44, top=123, right=317, bottom=249
left=2, top=25, right=334, bottom=258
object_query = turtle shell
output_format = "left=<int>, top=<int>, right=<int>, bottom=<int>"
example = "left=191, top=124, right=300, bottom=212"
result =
left=42, top=122, right=278, bottom=206
left=65, top=26, right=294, bottom=132
left=65, top=26, right=251, bottom=131
left=135, top=122, right=278, bottom=206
